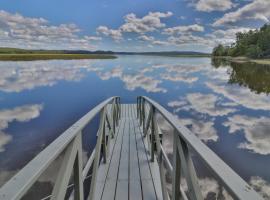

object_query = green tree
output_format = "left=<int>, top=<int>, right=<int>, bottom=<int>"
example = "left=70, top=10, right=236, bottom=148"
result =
left=212, top=24, right=270, bottom=58
left=212, top=44, right=225, bottom=56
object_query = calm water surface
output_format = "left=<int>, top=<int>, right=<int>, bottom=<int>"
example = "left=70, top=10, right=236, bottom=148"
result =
left=0, top=55, right=270, bottom=199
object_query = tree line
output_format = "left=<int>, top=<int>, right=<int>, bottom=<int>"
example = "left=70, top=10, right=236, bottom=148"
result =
left=212, top=24, right=270, bottom=58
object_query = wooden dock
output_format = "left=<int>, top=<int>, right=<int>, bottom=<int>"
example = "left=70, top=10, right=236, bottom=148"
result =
left=94, top=104, right=162, bottom=200
left=0, top=96, right=263, bottom=200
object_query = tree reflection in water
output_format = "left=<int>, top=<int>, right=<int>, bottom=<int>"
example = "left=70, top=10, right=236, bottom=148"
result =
left=212, top=58, right=270, bottom=95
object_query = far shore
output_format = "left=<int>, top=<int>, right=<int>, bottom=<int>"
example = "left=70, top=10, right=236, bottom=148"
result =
left=0, top=54, right=117, bottom=61
left=156, top=54, right=211, bottom=58
left=212, top=56, right=270, bottom=65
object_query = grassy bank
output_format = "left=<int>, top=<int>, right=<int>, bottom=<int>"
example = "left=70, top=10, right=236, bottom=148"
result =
left=0, top=54, right=117, bottom=61
left=245, top=58, right=270, bottom=65
left=162, top=54, right=211, bottom=58
left=212, top=56, right=270, bottom=65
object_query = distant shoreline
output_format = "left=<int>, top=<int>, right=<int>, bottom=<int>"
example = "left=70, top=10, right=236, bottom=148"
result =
left=0, top=53, right=211, bottom=61
left=154, top=54, right=211, bottom=58
left=115, top=53, right=211, bottom=58
left=3, top=53, right=270, bottom=63
left=0, top=54, right=117, bottom=61
left=212, top=56, right=270, bottom=65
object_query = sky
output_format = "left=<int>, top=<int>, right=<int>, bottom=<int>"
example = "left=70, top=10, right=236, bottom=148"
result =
left=0, top=0, right=269, bottom=52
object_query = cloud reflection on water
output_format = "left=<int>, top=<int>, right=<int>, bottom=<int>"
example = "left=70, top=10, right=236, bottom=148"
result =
left=0, top=104, right=43, bottom=152
left=97, top=66, right=167, bottom=93
left=250, top=176, right=270, bottom=199
left=0, top=57, right=270, bottom=198
left=168, top=93, right=237, bottom=117
left=223, top=115, right=270, bottom=155
left=207, top=82, right=270, bottom=111
left=0, top=60, right=100, bottom=92
left=180, top=118, right=218, bottom=142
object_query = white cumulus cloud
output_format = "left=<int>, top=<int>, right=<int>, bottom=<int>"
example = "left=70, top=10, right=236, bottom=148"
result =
left=120, top=12, right=172, bottom=33
left=96, top=26, right=123, bottom=41
left=163, top=24, right=204, bottom=35
left=96, top=11, right=173, bottom=42
left=195, top=0, right=235, bottom=12
left=213, top=0, right=270, bottom=26
left=0, top=10, right=99, bottom=49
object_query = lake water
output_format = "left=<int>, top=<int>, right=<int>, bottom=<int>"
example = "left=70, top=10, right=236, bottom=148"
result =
left=0, top=55, right=269, bottom=199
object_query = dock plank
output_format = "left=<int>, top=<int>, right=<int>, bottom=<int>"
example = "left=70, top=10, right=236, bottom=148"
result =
left=131, top=106, right=157, bottom=200
left=101, top=120, right=125, bottom=199
left=94, top=106, right=125, bottom=200
left=129, top=105, right=142, bottom=200
left=93, top=104, right=163, bottom=200
left=131, top=104, right=163, bottom=200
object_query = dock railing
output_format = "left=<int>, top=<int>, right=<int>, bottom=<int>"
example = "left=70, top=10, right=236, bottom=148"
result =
left=0, top=96, right=264, bottom=200
left=137, top=96, right=263, bottom=200
left=0, top=96, right=120, bottom=200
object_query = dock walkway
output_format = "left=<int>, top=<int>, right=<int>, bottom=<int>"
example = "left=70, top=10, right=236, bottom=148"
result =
left=0, top=96, right=263, bottom=200
left=94, top=104, right=162, bottom=200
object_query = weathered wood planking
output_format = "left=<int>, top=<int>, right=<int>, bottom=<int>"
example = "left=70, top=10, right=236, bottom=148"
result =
left=93, top=104, right=163, bottom=200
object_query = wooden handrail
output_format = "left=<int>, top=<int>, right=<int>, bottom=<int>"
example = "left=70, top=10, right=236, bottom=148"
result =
left=0, top=96, right=120, bottom=200
left=137, top=96, right=263, bottom=200
left=0, top=96, right=263, bottom=200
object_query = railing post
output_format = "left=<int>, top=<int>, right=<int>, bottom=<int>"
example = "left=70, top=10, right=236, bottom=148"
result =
left=144, top=106, right=152, bottom=137
left=142, top=99, right=146, bottom=133
left=117, top=97, right=121, bottom=123
left=150, top=106, right=155, bottom=162
left=88, top=108, right=106, bottom=200
left=102, top=118, right=107, bottom=164
left=137, top=97, right=139, bottom=118
left=139, top=98, right=142, bottom=125
left=74, top=132, right=84, bottom=200
left=115, top=97, right=120, bottom=126
left=105, top=112, right=114, bottom=139
left=113, top=99, right=116, bottom=135
left=172, top=131, right=181, bottom=200
left=51, top=134, right=81, bottom=200
left=151, top=108, right=169, bottom=200
left=139, top=97, right=141, bottom=121
left=176, top=137, right=203, bottom=200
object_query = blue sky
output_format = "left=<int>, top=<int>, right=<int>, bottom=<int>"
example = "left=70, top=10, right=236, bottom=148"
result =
left=0, top=0, right=269, bottom=52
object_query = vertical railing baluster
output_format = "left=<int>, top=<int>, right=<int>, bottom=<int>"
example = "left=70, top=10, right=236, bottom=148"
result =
left=73, top=132, right=84, bottom=200
left=150, top=106, right=155, bottom=162
left=102, top=117, right=107, bottom=164
left=140, top=98, right=143, bottom=125
left=112, top=99, right=116, bottom=135
left=176, top=137, right=203, bottom=200
left=137, top=97, right=139, bottom=118
left=105, top=113, right=113, bottom=138
left=116, top=98, right=118, bottom=124
left=51, top=135, right=81, bottom=200
left=159, top=153, right=169, bottom=200
left=105, top=116, right=111, bottom=157
left=144, top=106, right=152, bottom=137
left=151, top=108, right=168, bottom=200
left=172, top=131, right=181, bottom=200
left=115, top=97, right=119, bottom=126
left=142, top=99, right=146, bottom=132
left=118, top=97, right=121, bottom=120
left=88, top=108, right=106, bottom=200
